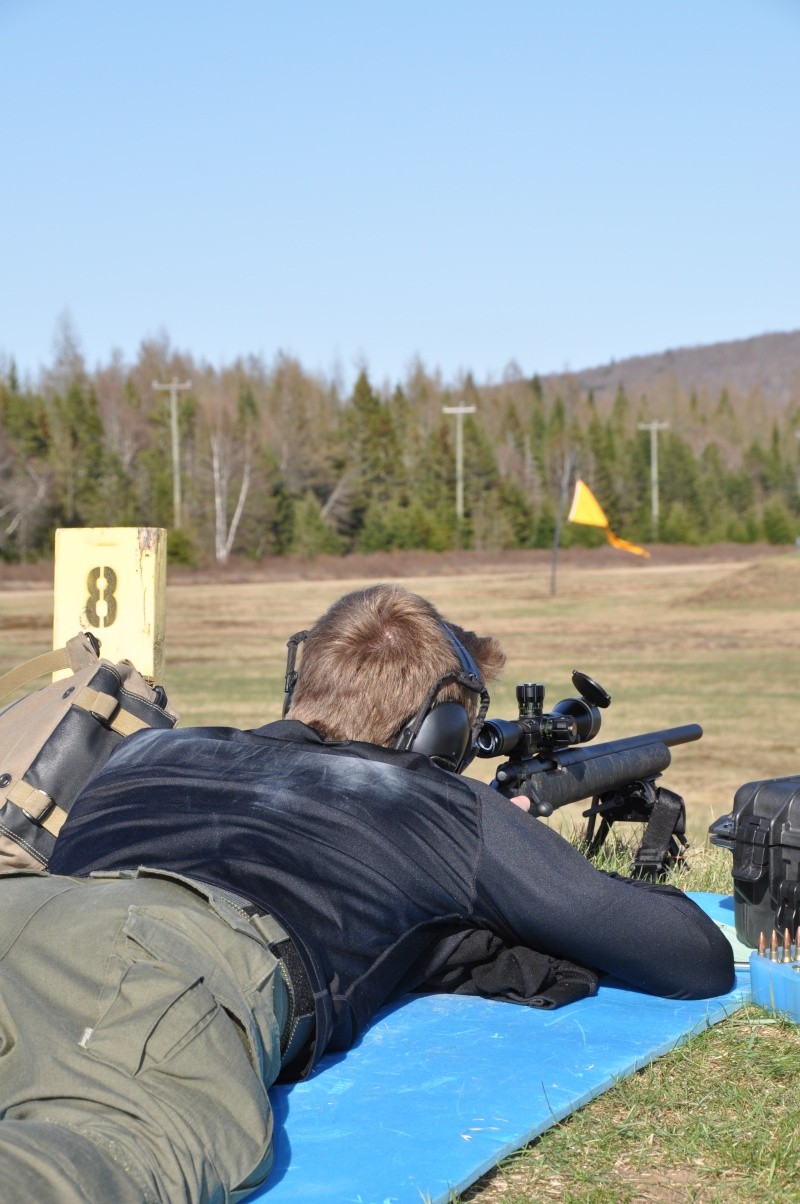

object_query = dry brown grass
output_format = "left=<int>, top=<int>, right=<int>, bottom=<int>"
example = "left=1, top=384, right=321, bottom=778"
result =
left=2, top=545, right=798, bottom=844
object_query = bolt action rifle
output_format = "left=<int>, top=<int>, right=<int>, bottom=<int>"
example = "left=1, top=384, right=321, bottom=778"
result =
left=476, top=672, right=701, bottom=878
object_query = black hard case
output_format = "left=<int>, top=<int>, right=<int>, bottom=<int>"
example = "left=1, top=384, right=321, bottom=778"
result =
left=726, top=775, right=800, bottom=947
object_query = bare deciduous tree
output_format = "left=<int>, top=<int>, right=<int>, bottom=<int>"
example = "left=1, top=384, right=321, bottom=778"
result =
left=210, top=428, right=251, bottom=563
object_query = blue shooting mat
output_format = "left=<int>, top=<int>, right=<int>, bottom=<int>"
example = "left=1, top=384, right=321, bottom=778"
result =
left=254, top=894, right=750, bottom=1204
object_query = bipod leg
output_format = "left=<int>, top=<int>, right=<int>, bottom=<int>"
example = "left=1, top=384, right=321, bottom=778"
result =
left=583, top=795, right=613, bottom=859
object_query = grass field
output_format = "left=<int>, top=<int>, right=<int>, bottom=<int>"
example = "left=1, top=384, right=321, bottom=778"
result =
left=1, top=545, right=799, bottom=1200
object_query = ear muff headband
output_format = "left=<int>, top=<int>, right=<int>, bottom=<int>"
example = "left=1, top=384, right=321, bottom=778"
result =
left=442, top=625, right=481, bottom=684
left=283, top=624, right=479, bottom=711
left=282, top=629, right=308, bottom=717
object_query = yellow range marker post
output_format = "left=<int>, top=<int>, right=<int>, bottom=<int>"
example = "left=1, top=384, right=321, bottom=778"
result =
left=52, top=528, right=167, bottom=683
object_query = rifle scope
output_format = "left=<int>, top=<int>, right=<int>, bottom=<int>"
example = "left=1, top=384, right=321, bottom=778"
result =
left=475, top=671, right=610, bottom=759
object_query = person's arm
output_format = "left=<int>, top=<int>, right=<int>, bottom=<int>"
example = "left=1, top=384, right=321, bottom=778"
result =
left=473, top=788, right=734, bottom=1000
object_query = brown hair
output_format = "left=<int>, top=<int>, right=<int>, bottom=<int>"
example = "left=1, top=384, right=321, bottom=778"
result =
left=286, top=583, right=505, bottom=746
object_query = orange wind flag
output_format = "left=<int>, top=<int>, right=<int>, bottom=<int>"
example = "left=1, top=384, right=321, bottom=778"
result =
left=567, top=479, right=651, bottom=558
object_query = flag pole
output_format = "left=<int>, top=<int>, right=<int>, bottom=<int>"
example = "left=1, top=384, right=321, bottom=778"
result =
left=550, top=446, right=577, bottom=596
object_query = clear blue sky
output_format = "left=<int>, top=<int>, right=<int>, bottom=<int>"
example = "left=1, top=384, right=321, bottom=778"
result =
left=2, top=0, right=799, bottom=390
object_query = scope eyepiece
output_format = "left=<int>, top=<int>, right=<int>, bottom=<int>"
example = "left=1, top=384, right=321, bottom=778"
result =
left=475, top=718, right=524, bottom=758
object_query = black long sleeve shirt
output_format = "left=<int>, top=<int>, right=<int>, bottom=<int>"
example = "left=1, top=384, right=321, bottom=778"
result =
left=51, top=720, right=735, bottom=1070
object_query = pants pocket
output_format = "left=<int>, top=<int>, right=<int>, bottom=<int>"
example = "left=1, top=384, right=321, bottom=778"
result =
left=82, top=955, right=272, bottom=1195
left=121, top=903, right=284, bottom=1084
left=82, top=959, right=217, bottom=1077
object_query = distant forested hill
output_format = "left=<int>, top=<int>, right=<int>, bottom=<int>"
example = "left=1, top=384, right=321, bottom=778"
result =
left=2, top=326, right=800, bottom=565
left=552, top=330, right=800, bottom=408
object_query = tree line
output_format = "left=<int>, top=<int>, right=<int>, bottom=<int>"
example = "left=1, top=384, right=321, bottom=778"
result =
left=2, top=327, right=799, bottom=564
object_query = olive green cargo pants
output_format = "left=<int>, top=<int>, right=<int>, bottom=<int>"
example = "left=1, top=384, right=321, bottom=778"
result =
left=0, top=869, right=291, bottom=1203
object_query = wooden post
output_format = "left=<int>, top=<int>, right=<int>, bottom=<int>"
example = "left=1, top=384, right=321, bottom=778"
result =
left=52, top=528, right=167, bottom=682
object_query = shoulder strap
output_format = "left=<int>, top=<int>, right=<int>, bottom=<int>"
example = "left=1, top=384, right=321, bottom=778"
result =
left=0, top=633, right=101, bottom=707
left=0, top=647, right=71, bottom=705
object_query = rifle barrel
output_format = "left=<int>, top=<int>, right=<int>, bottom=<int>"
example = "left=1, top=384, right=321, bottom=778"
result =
left=496, top=723, right=703, bottom=811
left=548, top=723, right=702, bottom=766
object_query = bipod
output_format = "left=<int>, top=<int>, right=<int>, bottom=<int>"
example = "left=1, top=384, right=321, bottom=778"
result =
left=582, top=778, right=689, bottom=879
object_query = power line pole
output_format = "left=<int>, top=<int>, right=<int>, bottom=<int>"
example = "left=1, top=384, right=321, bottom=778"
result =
left=637, top=420, right=669, bottom=540
left=153, top=377, right=192, bottom=528
left=551, top=446, right=578, bottom=596
left=443, top=404, right=476, bottom=523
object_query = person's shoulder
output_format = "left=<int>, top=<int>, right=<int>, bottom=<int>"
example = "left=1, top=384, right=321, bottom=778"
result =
left=129, top=724, right=248, bottom=748
left=104, top=723, right=254, bottom=770
left=462, top=775, right=503, bottom=804
left=249, top=721, right=494, bottom=801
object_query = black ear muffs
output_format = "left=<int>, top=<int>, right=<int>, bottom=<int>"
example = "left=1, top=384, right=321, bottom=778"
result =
left=395, top=626, right=490, bottom=773
left=403, top=699, right=473, bottom=768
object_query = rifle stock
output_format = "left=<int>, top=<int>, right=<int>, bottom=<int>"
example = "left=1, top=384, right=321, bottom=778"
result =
left=491, top=723, right=703, bottom=814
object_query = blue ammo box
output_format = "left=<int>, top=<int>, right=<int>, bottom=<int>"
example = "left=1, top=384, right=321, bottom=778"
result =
left=749, top=953, right=800, bottom=1024
left=709, top=775, right=800, bottom=949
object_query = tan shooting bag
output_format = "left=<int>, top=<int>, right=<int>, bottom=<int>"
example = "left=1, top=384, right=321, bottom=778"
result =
left=0, top=633, right=178, bottom=872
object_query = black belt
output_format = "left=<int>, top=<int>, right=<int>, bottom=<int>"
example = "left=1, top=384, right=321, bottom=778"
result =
left=267, top=933, right=316, bottom=1076
left=215, top=887, right=315, bottom=1076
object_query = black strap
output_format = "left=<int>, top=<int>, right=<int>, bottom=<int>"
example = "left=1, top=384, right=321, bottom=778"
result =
left=269, top=936, right=316, bottom=1076
left=282, top=630, right=309, bottom=717
left=632, top=785, right=687, bottom=879
left=582, top=779, right=688, bottom=878
left=215, top=887, right=315, bottom=1070
left=271, top=936, right=315, bottom=1022
left=234, top=902, right=315, bottom=1073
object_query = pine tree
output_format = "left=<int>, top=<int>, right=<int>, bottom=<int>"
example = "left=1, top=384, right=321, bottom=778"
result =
left=48, top=380, right=105, bottom=524
left=290, top=492, right=345, bottom=556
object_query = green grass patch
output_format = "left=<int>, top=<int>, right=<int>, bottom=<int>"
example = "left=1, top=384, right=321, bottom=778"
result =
left=460, top=1007, right=800, bottom=1204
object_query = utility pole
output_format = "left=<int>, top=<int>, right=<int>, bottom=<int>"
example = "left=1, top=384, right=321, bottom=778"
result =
left=550, top=446, right=578, bottom=596
left=153, top=377, right=192, bottom=528
left=637, top=420, right=669, bottom=540
left=443, top=403, right=476, bottom=523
